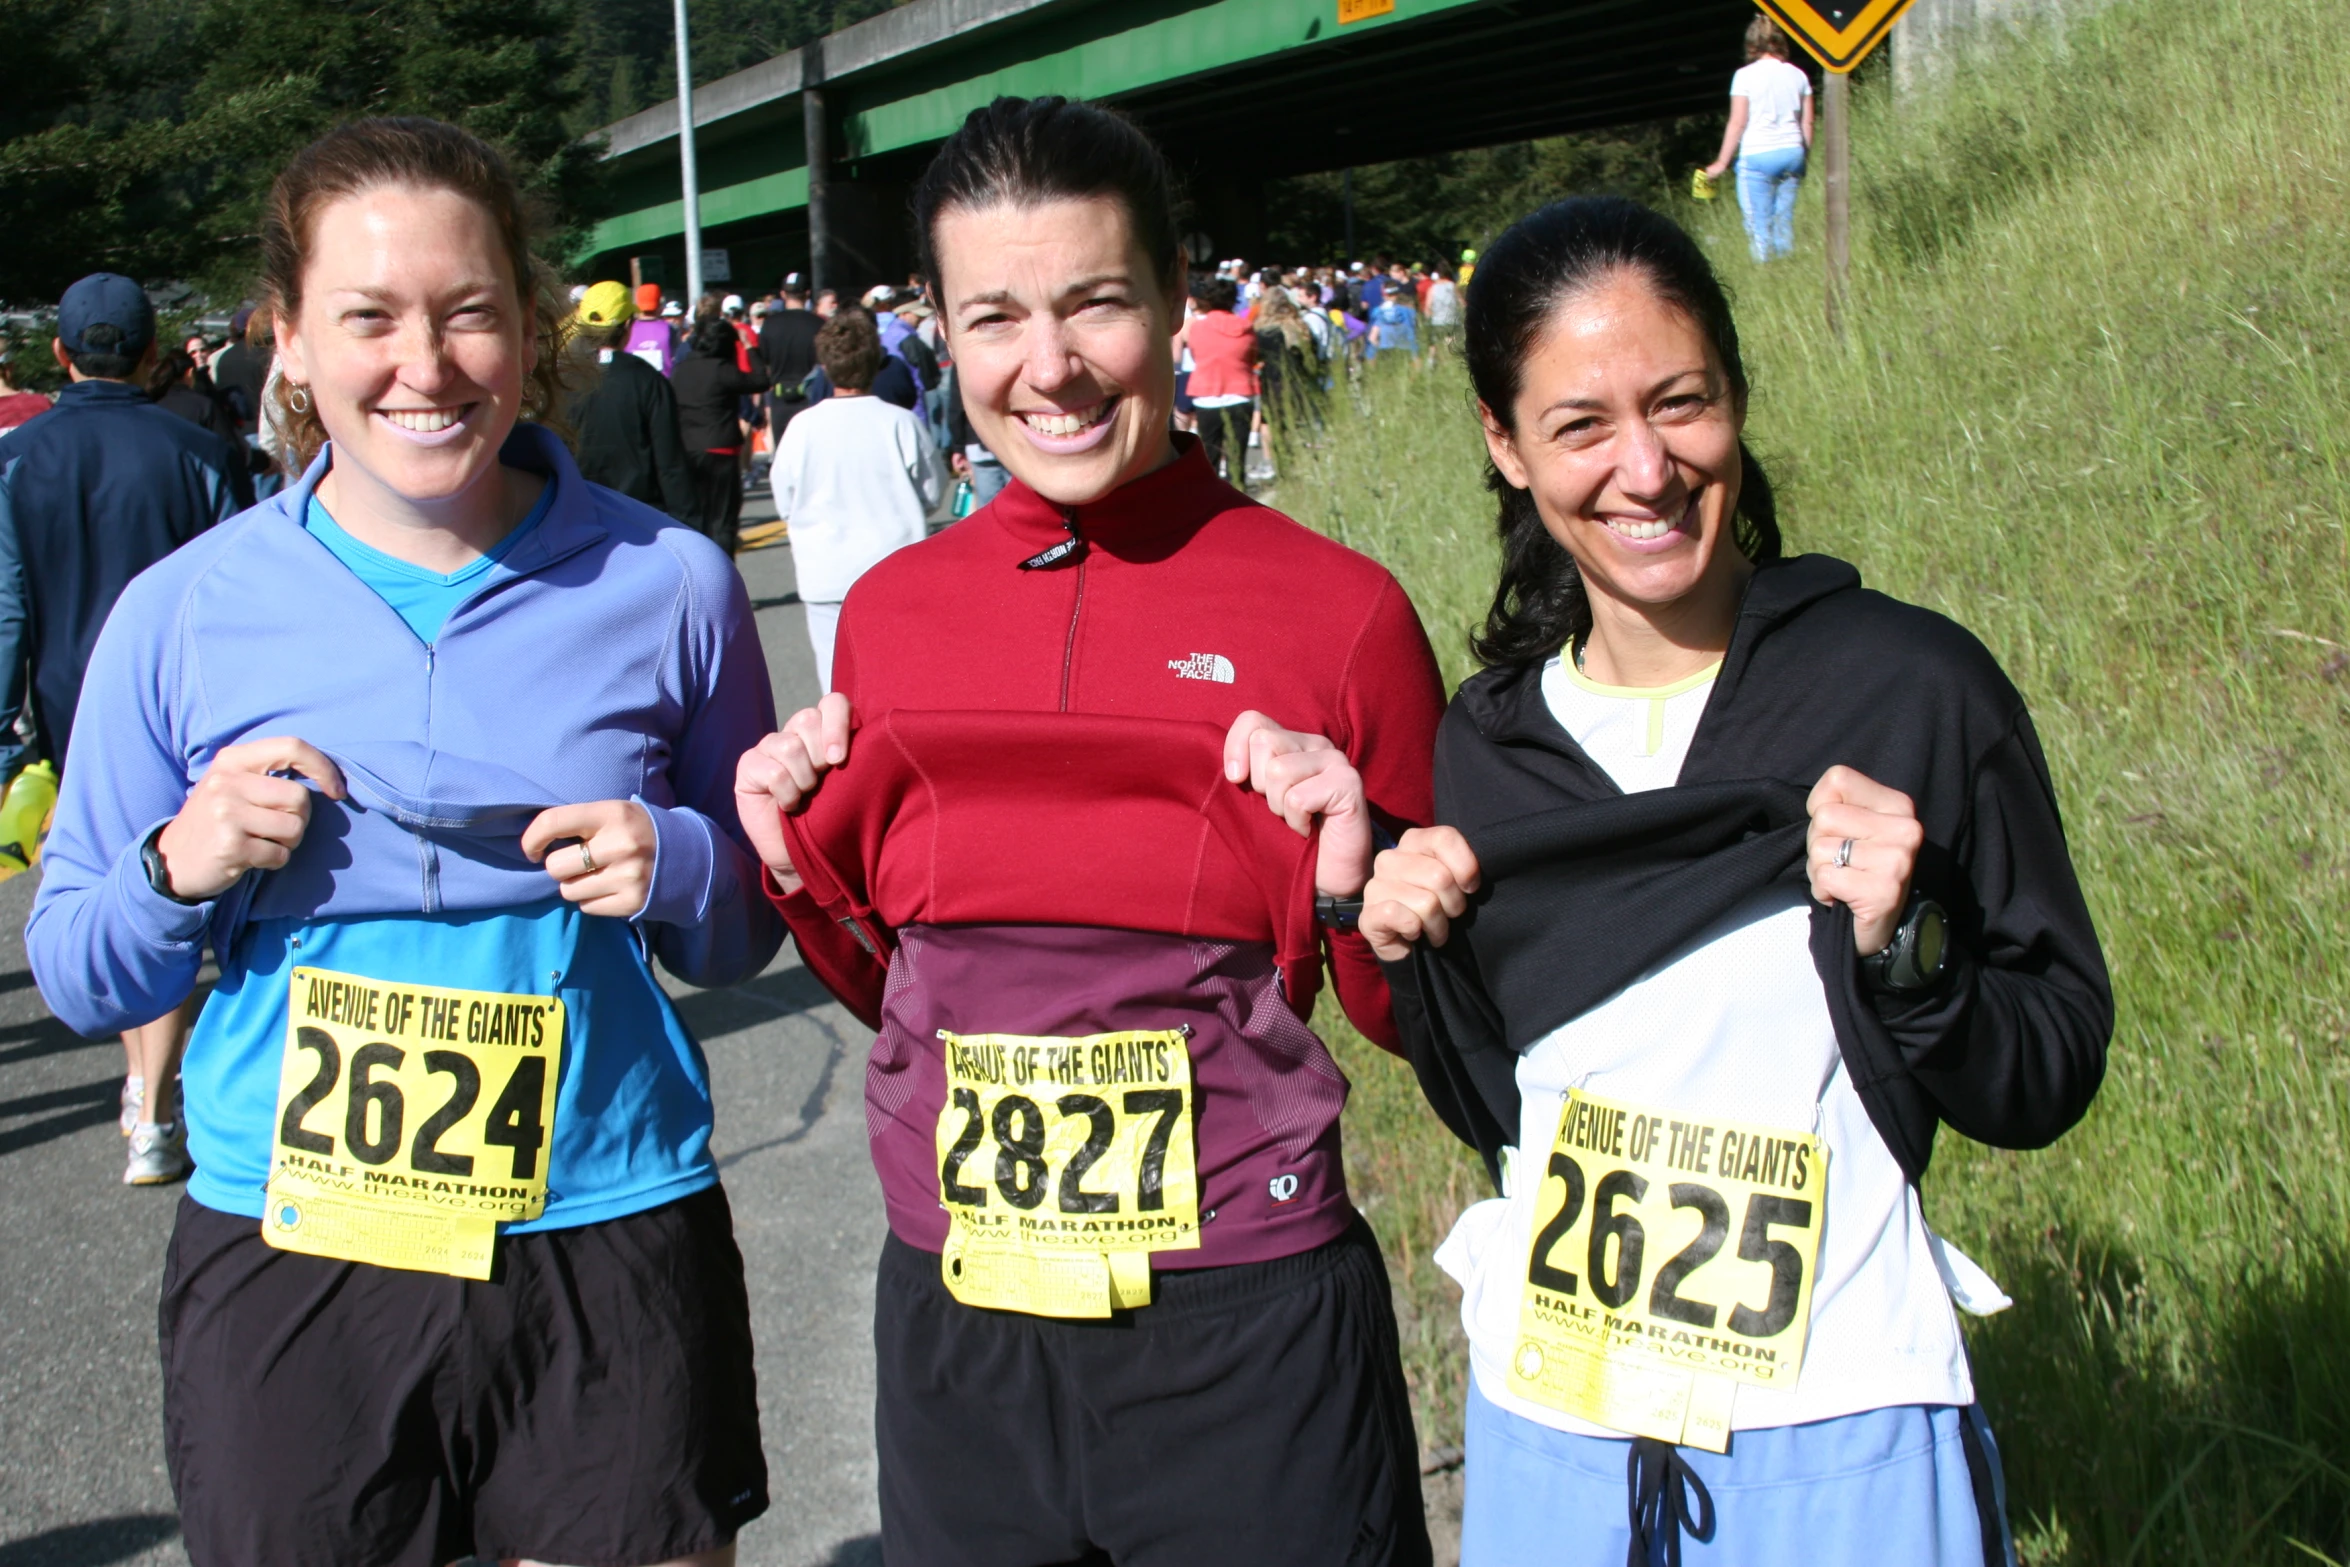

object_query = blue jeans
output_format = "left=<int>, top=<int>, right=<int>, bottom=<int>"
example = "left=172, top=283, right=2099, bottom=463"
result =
left=1461, top=1382, right=2015, bottom=1566
left=967, top=456, right=1010, bottom=507
left=1736, top=147, right=1806, bottom=261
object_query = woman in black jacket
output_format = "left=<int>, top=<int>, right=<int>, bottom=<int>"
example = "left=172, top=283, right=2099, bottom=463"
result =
left=671, top=313, right=766, bottom=554
left=1360, top=199, right=2109, bottom=1567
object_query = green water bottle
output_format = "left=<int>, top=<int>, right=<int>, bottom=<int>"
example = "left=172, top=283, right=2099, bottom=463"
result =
left=0, top=760, right=58, bottom=879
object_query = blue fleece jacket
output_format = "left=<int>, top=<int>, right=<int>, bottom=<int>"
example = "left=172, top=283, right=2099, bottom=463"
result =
left=28, top=425, right=783, bottom=1222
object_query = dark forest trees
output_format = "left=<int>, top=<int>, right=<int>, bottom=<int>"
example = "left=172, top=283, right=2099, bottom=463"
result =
left=0, top=0, right=590, bottom=304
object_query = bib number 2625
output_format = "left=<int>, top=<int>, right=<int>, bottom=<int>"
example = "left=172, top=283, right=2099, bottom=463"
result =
left=1509, top=1090, right=1827, bottom=1452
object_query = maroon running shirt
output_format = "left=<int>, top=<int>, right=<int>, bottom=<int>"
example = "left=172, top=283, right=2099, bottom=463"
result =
left=766, top=434, right=1445, bottom=1268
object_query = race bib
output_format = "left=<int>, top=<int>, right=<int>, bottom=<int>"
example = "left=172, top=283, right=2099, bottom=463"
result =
left=262, top=967, right=564, bottom=1280
left=1509, top=1089, right=1827, bottom=1453
left=935, top=1028, right=1199, bottom=1318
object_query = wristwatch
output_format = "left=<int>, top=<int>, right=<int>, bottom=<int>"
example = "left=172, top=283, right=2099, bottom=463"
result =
left=1315, top=894, right=1365, bottom=932
left=140, top=827, right=200, bottom=906
left=1860, top=896, right=1950, bottom=995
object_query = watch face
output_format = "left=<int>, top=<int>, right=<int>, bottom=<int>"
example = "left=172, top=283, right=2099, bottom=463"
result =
left=1915, top=904, right=1948, bottom=978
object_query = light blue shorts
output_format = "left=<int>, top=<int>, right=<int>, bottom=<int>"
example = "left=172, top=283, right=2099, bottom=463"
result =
left=1461, top=1381, right=2015, bottom=1566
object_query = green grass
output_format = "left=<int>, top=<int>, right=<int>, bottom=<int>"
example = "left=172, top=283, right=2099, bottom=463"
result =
left=1286, top=0, right=2350, bottom=1558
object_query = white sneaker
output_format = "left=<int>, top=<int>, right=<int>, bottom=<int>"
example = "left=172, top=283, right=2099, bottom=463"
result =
left=119, top=1075, right=144, bottom=1137
left=125, top=1121, right=190, bottom=1186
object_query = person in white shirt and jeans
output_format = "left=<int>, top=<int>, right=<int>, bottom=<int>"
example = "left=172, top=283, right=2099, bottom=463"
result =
left=772, top=309, right=945, bottom=690
left=1704, top=16, right=1815, bottom=262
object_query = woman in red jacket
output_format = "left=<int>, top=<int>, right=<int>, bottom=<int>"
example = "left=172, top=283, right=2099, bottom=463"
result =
left=735, top=96, right=1444, bottom=1567
left=1184, top=273, right=1259, bottom=483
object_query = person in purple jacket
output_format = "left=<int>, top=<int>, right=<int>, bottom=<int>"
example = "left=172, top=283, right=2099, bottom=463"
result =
left=27, top=117, right=779, bottom=1567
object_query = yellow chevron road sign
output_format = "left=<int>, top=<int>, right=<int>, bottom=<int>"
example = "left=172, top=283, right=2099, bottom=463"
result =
left=1751, top=0, right=1917, bottom=72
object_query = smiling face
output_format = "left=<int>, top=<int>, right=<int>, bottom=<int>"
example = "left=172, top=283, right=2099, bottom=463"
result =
left=274, top=183, right=534, bottom=511
left=933, top=196, right=1183, bottom=507
left=1481, top=268, right=1749, bottom=634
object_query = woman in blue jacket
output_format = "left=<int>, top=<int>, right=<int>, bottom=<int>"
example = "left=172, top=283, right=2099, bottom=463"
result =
left=28, top=117, right=781, bottom=1567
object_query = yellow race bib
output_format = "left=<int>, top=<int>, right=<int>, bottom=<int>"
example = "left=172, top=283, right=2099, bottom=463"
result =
left=1509, top=1089, right=1827, bottom=1453
left=263, top=966, right=564, bottom=1279
left=935, top=1028, right=1199, bottom=1318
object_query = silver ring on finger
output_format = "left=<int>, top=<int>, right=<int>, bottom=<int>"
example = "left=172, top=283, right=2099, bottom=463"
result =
left=1835, top=837, right=1854, bottom=869
left=577, top=841, right=597, bottom=875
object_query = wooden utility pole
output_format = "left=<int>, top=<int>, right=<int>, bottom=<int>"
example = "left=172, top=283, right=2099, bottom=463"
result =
left=1821, top=69, right=1850, bottom=334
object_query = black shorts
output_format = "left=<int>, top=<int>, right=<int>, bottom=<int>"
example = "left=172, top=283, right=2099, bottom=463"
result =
left=875, top=1217, right=1432, bottom=1567
left=159, top=1185, right=767, bottom=1567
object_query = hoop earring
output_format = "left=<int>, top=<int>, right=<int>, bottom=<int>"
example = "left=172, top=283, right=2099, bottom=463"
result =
left=285, top=384, right=312, bottom=416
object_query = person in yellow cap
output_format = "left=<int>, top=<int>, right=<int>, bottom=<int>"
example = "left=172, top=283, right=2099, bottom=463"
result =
left=565, top=282, right=695, bottom=521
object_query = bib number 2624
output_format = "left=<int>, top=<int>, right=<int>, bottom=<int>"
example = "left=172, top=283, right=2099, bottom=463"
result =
left=264, top=967, right=564, bottom=1280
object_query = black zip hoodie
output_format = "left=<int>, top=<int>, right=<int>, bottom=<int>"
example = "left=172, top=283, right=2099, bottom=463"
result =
left=1383, top=553, right=2111, bottom=1190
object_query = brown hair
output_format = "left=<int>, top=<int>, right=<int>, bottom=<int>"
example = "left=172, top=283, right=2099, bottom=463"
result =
left=259, top=116, right=567, bottom=469
left=1253, top=287, right=1311, bottom=353
left=1744, top=14, right=1793, bottom=60
left=814, top=308, right=883, bottom=392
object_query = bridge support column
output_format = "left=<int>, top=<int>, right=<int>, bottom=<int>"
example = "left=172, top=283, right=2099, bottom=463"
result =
left=804, top=67, right=831, bottom=299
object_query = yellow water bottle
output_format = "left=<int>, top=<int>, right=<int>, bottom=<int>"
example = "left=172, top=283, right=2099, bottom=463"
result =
left=0, top=760, right=58, bottom=880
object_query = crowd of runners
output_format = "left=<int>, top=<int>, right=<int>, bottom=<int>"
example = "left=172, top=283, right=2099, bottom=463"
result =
left=7, top=84, right=2111, bottom=1567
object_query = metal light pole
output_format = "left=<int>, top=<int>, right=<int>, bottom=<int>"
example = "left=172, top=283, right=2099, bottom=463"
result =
left=673, top=0, right=704, bottom=309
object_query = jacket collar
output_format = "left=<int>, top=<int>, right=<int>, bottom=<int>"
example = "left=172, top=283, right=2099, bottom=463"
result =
left=54, top=378, right=149, bottom=408
left=285, top=421, right=609, bottom=582
left=1458, top=553, right=1865, bottom=753
left=983, top=433, right=1239, bottom=562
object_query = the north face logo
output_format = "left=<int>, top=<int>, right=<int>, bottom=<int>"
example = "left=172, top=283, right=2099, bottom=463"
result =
left=1168, top=652, right=1235, bottom=684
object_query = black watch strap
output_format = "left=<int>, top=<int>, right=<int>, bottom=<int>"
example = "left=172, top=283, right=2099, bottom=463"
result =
left=140, top=827, right=200, bottom=906
left=1860, top=897, right=1949, bottom=995
left=1315, top=894, right=1365, bottom=932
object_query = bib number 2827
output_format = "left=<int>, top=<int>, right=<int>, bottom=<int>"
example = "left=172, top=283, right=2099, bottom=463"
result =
left=264, top=967, right=564, bottom=1280
left=1509, top=1090, right=1827, bottom=1452
left=935, top=1029, right=1200, bottom=1318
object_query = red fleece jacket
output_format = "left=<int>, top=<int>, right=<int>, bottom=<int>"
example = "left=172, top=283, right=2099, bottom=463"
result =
left=768, top=435, right=1446, bottom=1046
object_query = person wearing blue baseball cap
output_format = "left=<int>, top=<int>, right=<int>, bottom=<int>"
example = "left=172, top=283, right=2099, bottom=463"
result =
left=0, top=271, right=254, bottom=1185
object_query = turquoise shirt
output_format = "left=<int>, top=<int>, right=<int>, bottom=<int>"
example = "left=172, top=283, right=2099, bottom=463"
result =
left=303, top=484, right=553, bottom=643
left=181, top=485, right=718, bottom=1231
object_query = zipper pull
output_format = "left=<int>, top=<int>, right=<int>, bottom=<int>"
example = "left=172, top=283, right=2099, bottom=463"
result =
left=1018, top=505, right=1087, bottom=571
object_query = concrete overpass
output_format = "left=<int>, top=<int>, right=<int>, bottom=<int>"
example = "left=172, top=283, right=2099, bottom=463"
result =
left=582, top=0, right=1755, bottom=296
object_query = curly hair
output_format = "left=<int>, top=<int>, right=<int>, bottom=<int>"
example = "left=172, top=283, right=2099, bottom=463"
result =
left=256, top=116, right=570, bottom=470
left=815, top=308, right=883, bottom=393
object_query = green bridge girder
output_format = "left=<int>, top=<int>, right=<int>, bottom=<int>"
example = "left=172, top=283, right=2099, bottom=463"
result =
left=586, top=0, right=1753, bottom=289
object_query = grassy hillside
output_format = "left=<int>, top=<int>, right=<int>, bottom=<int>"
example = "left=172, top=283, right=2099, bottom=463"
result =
left=1285, top=0, right=2350, bottom=1559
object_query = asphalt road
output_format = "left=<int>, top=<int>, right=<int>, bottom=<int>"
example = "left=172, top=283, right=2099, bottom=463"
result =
left=0, top=486, right=889, bottom=1567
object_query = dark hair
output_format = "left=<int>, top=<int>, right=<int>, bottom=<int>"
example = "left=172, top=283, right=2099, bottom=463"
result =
left=688, top=314, right=737, bottom=358
left=1197, top=276, right=1239, bottom=314
left=1465, top=197, right=1781, bottom=669
left=260, top=116, right=566, bottom=468
left=913, top=96, right=1183, bottom=292
left=146, top=344, right=197, bottom=399
left=815, top=308, right=882, bottom=392
left=68, top=321, right=141, bottom=381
